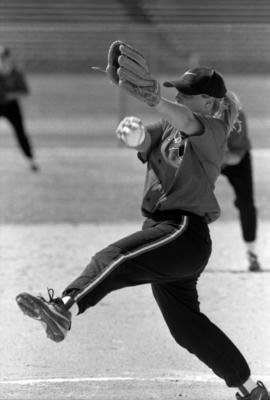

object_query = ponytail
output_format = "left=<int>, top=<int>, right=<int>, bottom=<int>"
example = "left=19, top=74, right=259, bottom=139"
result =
left=212, top=90, right=242, bottom=136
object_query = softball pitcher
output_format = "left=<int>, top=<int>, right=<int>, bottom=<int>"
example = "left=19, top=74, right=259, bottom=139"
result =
left=16, top=42, right=269, bottom=400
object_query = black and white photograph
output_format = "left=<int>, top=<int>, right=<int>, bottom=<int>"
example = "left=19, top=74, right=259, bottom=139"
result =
left=0, top=1, right=270, bottom=399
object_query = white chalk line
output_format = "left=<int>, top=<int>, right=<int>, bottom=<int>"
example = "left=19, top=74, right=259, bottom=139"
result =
left=1, top=374, right=270, bottom=386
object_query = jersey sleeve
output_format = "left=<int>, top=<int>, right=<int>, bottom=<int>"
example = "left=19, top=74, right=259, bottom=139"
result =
left=189, top=114, right=227, bottom=168
left=137, top=120, right=164, bottom=163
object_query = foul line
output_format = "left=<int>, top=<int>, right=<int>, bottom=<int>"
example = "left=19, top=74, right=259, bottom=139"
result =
left=1, top=374, right=270, bottom=386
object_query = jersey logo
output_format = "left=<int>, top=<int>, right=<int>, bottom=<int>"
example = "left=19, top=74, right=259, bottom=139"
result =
left=161, top=130, right=187, bottom=168
left=183, top=71, right=197, bottom=76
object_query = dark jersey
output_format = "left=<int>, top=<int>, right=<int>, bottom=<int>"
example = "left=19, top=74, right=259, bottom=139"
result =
left=138, top=115, right=227, bottom=223
left=0, top=67, right=29, bottom=104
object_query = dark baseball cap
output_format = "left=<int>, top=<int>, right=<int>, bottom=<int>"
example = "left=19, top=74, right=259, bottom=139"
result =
left=163, top=66, right=227, bottom=98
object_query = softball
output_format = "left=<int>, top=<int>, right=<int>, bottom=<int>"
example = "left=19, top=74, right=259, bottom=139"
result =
left=120, top=117, right=145, bottom=148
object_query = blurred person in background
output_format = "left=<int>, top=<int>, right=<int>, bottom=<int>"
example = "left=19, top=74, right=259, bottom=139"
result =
left=185, top=54, right=261, bottom=272
left=0, top=46, right=39, bottom=172
left=186, top=54, right=261, bottom=271
left=221, top=108, right=261, bottom=271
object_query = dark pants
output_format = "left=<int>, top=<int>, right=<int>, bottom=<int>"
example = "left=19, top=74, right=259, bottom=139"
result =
left=63, top=211, right=250, bottom=387
left=221, top=151, right=257, bottom=242
left=0, top=100, right=34, bottom=159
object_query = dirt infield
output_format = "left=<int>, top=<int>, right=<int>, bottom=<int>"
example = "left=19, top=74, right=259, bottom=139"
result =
left=1, top=73, right=270, bottom=150
left=0, top=222, right=270, bottom=399
left=1, top=144, right=270, bottom=399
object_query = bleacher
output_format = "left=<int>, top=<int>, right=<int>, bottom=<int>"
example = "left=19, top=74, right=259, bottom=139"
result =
left=0, top=0, right=269, bottom=73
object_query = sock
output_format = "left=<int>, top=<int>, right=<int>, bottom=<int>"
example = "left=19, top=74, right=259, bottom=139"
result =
left=239, top=378, right=258, bottom=395
left=246, top=241, right=256, bottom=254
left=62, top=296, right=79, bottom=316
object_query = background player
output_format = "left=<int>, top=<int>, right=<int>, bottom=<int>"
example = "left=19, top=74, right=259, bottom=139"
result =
left=221, top=108, right=261, bottom=271
left=0, top=46, right=39, bottom=172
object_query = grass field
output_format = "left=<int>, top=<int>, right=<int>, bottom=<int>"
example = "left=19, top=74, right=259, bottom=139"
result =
left=1, top=147, right=270, bottom=224
left=22, top=74, right=270, bottom=122
left=0, top=73, right=270, bottom=149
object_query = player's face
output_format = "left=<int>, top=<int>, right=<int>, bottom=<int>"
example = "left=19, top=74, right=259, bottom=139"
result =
left=175, top=92, right=213, bottom=115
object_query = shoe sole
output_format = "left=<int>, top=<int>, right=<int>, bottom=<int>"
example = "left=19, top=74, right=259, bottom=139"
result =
left=16, top=293, right=69, bottom=342
left=249, top=267, right=263, bottom=272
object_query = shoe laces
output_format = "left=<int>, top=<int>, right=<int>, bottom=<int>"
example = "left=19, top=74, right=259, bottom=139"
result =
left=257, top=381, right=268, bottom=392
left=236, top=381, right=268, bottom=400
left=38, top=288, right=62, bottom=305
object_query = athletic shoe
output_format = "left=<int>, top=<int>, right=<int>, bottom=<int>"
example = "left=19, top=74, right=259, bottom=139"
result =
left=16, top=289, right=71, bottom=343
left=248, top=251, right=262, bottom=272
left=236, top=381, right=270, bottom=399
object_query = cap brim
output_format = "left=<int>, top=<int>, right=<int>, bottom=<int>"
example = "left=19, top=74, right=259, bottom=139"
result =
left=163, top=80, right=199, bottom=95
